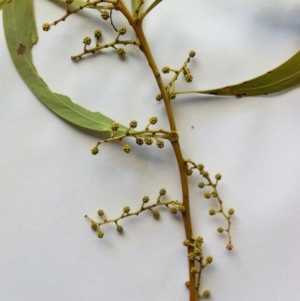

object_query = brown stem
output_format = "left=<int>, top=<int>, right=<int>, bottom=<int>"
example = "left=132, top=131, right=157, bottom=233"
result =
left=115, top=1, right=196, bottom=300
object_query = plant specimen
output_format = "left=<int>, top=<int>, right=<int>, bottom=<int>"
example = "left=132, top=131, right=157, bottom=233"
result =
left=2, top=1, right=300, bottom=300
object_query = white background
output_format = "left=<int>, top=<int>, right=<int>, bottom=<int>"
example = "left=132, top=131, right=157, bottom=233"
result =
left=1, top=0, right=300, bottom=300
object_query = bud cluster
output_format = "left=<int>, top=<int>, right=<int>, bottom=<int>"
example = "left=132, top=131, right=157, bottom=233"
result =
left=85, top=190, right=186, bottom=240
left=182, top=236, right=212, bottom=298
left=185, top=160, right=235, bottom=251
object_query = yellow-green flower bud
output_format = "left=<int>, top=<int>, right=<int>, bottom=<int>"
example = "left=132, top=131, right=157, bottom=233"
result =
left=144, top=137, right=153, bottom=145
left=94, top=29, right=102, bottom=39
left=198, top=164, right=204, bottom=170
left=159, top=188, right=166, bottom=195
left=189, top=51, right=196, bottom=58
left=97, top=231, right=104, bottom=238
left=215, top=173, right=222, bottom=180
left=156, top=140, right=164, bottom=148
left=83, top=36, right=92, bottom=45
left=117, top=48, right=126, bottom=56
left=183, top=239, right=190, bottom=247
left=153, top=210, right=160, bottom=218
left=209, top=209, right=216, bottom=216
left=116, top=225, right=123, bottom=233
left=123, top=206, right=130, bottom=213
left=118, top=27, right=126, bottom=35
left=185, top=74, right=193, bottom=83
left=91, top=223, right=97, bottom=231
left=202, top=171, right=209, bottom=178
left=91, top=146, right=99, bottom=155
left=188, top=252, right=195, bottom=260
left=204, top=192, right=211, bottom=199
left=122, top=144, right=131, bottom=154
left=203, top=290, right=210, bottom=297
left=226, top=242, right=233, bottom=250
left=156, top=94, right=162, bottom=101
left=187, top=169, right=193, bottom=176
left=191, top=267, right=198, bottom=274
left=162, top=66, right=170, bottom=73
left=228, top=208, right=235, bottom=215
left=217, top=227, right=223, bottom=233
left=185, top=281, right=190, bottom=287
left=170, top=207, right=177, bottom=214
left=42, top=23, right=51, bottom=31
left=136, top=138, right=144, bottom=145
left=142, top=196, right=149, bottom=203
left=111, top=122, right=119, bottom=131
left=101, top=10, right=109, bottom=20
left=130, top=120, right=138, bottom=128
left=206, top=255, right=213, bottom=264
left=169, top=92, right=176, bottom=100
left=196, top=236, right=204, bottom=244
left=198, top=182, right=205, bottom=188
left=97, top=209, right=104, bottom=216
left=149, top=116, right=158, bottom=124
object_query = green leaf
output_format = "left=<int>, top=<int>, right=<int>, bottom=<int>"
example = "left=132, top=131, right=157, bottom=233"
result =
left=198, top=51, right=300, bottom=97
left=3, top=0, right=127, bottom=134
left=144, top=0, right=163, bottom=17
left=0, top=0, right=12, bottom=10
left=131, top=0, right=139, bottom=15
left=54, top=0, right=95, bottom=8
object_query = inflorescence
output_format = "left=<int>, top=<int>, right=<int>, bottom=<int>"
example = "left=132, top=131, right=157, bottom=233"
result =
left=85, top=188, right=186, bottom=239
left=156, top=51, right=196, bottom=102
left=185, top=159, right=234, bottom=251
left=183, top=236, right=212, bottom=299
left=90, top=117, right=179, bottom=155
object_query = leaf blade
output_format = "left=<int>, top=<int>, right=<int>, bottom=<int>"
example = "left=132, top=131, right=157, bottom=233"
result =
left=198, top=51, right=300, bottom=97
left=3, top=0, right=127, bottom=134
left=144, top=0, right=163, bottom=17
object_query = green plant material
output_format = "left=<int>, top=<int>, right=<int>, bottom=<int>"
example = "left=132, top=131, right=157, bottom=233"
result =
left=143, top=0, right=163, bottom=17
left=3, top=0, right=127, bottom=134
left=197, top=51, right=300, bottom=97
left=54, top=0, right=108, bottom=10
left=131, top=0, right=140, bottom=14
left=0, top=0, right=12, bottom=10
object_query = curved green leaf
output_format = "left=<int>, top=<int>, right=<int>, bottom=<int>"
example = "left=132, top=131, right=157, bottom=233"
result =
left=131, top=0, right=139, bottom=14
left=0, top=0, right=12, bottom=10
left=144, top=0, right=163, bottom=17
left=198, top=51, right=300, bottom=97
left=3, top=0, right=127, bottom=134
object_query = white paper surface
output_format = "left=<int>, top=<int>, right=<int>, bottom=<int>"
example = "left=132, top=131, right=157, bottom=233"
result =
left=1, top=1, right=300, bottom=300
